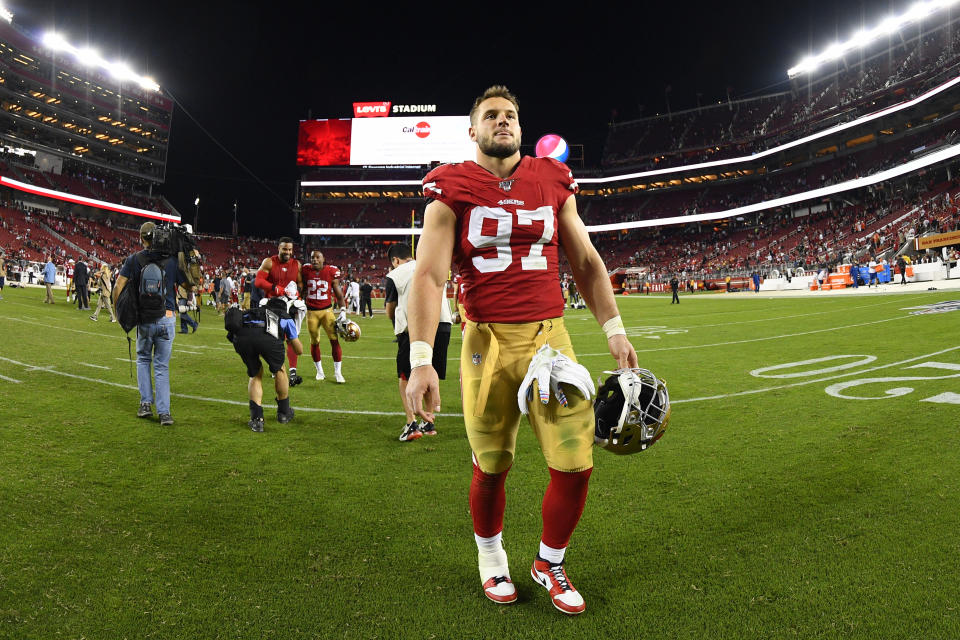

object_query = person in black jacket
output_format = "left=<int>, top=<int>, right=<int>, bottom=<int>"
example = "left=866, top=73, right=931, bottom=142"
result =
left=897, top=256, right=907, bottom=285
left=670, top=275, right=680, bottom=304
left=359, top=279, right=373, bottom=318
left=73, top=258, right=90, bottom=310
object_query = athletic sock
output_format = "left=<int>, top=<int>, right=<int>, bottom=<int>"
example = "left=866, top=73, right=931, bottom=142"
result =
left=310, top=343, right=322, bottom=362
left=249, top=401, right=264, bottom=420
left=334, top=360, right=342, bottom=376
left=475, top=531, right=504, bottom=555
left=540, top=467, right=592, bottom=550
left=331, top=340, right=342, bottom=362
left=277, top=397, right=291, bottom=414
left=470, top=460, right=510, bottom=538
left=287, top=343, right=298, bottom=369
left=538, top=541, right=566, bottom=564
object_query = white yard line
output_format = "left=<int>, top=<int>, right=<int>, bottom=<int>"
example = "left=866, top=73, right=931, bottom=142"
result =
left=78, top=362, right=110, bottom=369
left=0, top=355, right=419, bottom=416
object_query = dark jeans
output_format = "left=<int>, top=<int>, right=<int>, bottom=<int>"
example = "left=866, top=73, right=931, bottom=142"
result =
left=360, top=296, right=372, bottom=317
left=180, top=313, right=198, bottom=333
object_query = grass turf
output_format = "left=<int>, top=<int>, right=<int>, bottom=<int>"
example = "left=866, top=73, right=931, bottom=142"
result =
left=1, top=285, right=958, bottom=639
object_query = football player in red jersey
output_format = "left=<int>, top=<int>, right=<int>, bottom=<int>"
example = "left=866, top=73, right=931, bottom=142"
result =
left=405, top=86, right=637, bottom=615
left=254, top=237, right=306, bottom=386
left=65, top=259, right=75, bottom=302
left=301, top=250, right=348, bottom=383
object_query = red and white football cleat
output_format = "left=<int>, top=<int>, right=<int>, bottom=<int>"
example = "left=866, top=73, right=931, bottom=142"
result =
left=479, top=549, right=516, bottom=604
left=482, top=575, right=517, bottom=604
left=530, top=556, right=585, bottom=615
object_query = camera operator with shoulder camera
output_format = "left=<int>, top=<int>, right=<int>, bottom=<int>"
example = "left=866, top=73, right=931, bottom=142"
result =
left=226, top=296, right=303, bottom=432
left=113, top=221, right=195, bottom=426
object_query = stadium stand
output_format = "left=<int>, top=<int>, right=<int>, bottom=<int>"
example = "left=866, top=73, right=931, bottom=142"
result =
left=603, top=16, right=960, bottom=170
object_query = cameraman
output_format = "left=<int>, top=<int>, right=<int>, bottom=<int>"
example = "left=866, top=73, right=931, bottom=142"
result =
left=227, top=296, right=302, bottom=432
left=113, top=222, right=191, bottom=426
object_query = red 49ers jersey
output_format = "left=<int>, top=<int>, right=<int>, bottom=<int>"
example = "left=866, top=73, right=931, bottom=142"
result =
left=302, top=264, right=341, bottom=310
left=66, top=265, right=74, bottom=279
left=423, top=156, right=578, bottom=323
left=263, top=255, right=301, bottom=297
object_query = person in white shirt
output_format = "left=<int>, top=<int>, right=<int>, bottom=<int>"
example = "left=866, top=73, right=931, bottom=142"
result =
left=384, top=243, right=452, bottom=442
left=348, top=279, right=360, bottom=315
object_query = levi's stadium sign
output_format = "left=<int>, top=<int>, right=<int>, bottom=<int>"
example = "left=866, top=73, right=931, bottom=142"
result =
left=352, top=101, right=437, bottom=117
left=353, top=101, right=391, bottom=117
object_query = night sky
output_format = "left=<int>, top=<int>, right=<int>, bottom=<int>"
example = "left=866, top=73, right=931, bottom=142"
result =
left=11, top=1, right=908, bottom=235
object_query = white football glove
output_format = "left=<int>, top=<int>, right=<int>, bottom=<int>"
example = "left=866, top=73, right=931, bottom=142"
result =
left=290, top=298, right=307, bottom=333
left=517, top=344, right=595, bottom=415
left=284, top=280, right=299, bottom=299
left=337, top=307, right=347, bottom=324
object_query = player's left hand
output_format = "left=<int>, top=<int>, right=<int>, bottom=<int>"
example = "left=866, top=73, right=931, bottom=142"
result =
left=406, top=365, right=441, bottom=423
left=608, top=334, right=638, bottom=369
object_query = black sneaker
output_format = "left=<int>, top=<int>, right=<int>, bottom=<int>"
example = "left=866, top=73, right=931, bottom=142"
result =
left=289, top=369, right=303, bottom=387
left=419, top=420, right=437, bottom=436
left=159, top=413, right=174, bottom=426
left=277, top=408, right=295, bottom=424
left=398, top=421, right=422, bottom=442
left=137, top=402, right=152, bottom=418
left=249, top=418, right=265, bottom=432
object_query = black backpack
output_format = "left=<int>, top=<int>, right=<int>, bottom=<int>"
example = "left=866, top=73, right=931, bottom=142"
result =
left=114, top=252, right=166, bottom=377
left=137, top=255, right=166, bottom=323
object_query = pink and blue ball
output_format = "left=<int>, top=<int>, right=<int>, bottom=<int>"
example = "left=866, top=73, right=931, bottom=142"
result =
left=535, top=134, right=569, bottom=163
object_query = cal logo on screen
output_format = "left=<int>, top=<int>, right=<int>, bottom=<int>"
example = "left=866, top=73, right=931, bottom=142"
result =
left=353, top=101, right=391, bottom=117
left=403, top=121, right=431, bottom=138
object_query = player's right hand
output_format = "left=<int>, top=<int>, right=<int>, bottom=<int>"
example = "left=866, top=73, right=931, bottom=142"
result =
left=273, top=285, right=284, bottom=297
left=608, top=334, right=638, bottom=369
left=406, top=365, right=441, bottom=423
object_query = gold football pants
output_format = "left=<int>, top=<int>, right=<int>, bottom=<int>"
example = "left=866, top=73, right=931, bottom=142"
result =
left=307, top=308, right=338, bottom=343
left=460, top=317, right=594, bottom=475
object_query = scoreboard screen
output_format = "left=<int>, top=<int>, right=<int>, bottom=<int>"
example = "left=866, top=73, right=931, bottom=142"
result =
left=297, top=116, right=473, bottom=166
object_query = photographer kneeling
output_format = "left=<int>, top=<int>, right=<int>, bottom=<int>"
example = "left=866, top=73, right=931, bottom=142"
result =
left=226, top=296, right=302, bottom=432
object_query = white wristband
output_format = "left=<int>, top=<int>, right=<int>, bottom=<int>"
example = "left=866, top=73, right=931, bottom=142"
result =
left=409, top=340, right=433, bottom=369
left=602, top=315, right=626, bottom=339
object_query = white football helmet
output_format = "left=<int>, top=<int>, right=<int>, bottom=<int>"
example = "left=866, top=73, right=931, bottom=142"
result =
left=336, top=317, right=361, bottom=342
left=594, top=368, right=670, bottom=455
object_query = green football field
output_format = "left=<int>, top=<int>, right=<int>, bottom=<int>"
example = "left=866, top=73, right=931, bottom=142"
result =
left=1, top=285, right=958, bottom=639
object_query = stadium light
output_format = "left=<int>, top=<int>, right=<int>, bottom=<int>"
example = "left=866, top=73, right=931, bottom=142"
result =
left=76, top=47, right=104, bottom=67
left=39, top=30, right=161, bottom=91
left=1, top=4, right=13, bottom=23
left=42, top=32, right=75, bottom=54
left=787, top=0, right=960, bottom=78
left=108, top=62, right=137, bottom=83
